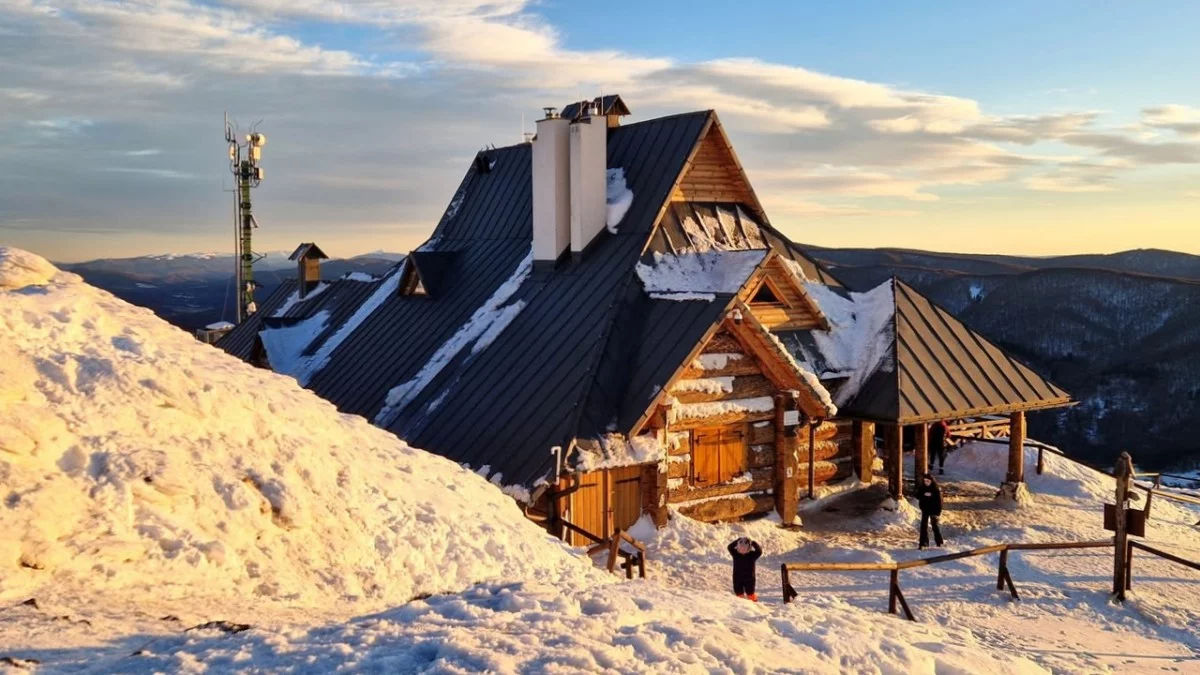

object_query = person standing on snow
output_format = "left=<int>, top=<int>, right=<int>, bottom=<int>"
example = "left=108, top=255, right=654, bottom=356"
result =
left=727, top=537, right=763, bottom=601
left=929, top=419, right=951, bottom=475
left=917, top=473, right=945, bottom=550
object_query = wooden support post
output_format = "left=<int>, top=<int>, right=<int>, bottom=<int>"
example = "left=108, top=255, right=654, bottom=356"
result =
left=650, top=460, right=670, bottom=528
left=1144, top=476, right=1160, bottom=521
left=913, top=423, right=929, bottom=480
left=638, top=551, right=646, bottom=579
left=774, top=395, right=800, bottom=526
left=885, top=424, right=903, bottom=501
left=1006, top=412, right=1026, bottom=485
left=781, top=564, right=794, bottom=604
left=807, top=420, right=817, bottom=500
left=1036, top=446, right=1045, bottom=475
left=1112, top=452, right=1133, bottom=601
left=852, top=420, right=875, bottom=485
left=996, top=549, right=1008, bottom=591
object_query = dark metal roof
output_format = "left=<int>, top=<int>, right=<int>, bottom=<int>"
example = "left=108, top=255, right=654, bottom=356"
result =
left=837, top=279, right=1071, bottom=423
left=407, top=249, right=459, bottom=298
left=216, top=272, right=388, bottom=363
left=216, top=280, right=298, bottom=359
left=647, top=201, right=843, bottom=287
left=302, top=111, right=712, bottom=486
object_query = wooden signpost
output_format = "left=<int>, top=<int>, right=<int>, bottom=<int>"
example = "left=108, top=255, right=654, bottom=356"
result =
left=1107, top=451, right=1135, bottom=601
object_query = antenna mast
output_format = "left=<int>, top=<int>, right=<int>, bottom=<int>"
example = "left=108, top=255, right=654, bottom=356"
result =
left=224, top=112, right=267, bottom=322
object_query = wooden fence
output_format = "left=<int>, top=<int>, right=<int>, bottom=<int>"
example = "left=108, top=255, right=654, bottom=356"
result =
left=781, top=540, right=1113, bottom=621
left=561, top=520, right=647, bottom=579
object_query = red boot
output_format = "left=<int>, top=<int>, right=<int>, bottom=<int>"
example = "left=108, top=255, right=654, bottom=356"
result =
left=748, top=593, right=758, bottom=602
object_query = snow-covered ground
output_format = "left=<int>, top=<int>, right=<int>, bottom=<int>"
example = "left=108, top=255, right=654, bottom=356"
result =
left=2, top=247, right=1198, bottom=674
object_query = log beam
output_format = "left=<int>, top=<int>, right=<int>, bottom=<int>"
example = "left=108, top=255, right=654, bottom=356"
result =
left=1006, top=411, right=1026, bottom=484
left=885, top=424, right=903, bottom=500
left=913, top=423, right=929, bottom=480
left=852, top=420, right=875, bottom=485
left=774, top=394, right=800, bottom=526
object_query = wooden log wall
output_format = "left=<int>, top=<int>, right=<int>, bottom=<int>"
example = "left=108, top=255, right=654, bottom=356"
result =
left=670, top=127, right=757, bottom=205
left=665, top=325, right=860, bottom=522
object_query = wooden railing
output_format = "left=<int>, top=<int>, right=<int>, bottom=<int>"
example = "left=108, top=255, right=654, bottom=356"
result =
left=1121, top=540, right=1200, bottom=601
left=586, top=529, right=647, bottom=579
left=965, top=437, right=1200, bottom=521
left=781, top=539, right=1113, bottom=621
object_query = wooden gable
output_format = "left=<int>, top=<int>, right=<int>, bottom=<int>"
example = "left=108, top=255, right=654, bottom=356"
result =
left=670, top=117, right=766, bottom=221
left=738, top=255, right=829, bottom=331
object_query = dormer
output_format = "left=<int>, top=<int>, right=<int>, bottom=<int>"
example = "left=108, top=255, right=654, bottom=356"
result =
left=739, top=253, right=829, bottom=331
left=399, top=249, right=459, bottom=299
left=288, top=242, right=328, bottom=299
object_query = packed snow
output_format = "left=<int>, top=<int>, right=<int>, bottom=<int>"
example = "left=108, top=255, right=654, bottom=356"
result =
left=270, top=283, right=328, bottom=318
left=289, top=265, right=400, bottom=386
left=3, top=246, right=1199, bottom=673
left=670, top=395, right=776, bottom=423
left=693, top=352, right=744, bottom=371
left=671, top=376, right=735, bottom=395
left=637, top=250, right=767, bottom=300
left=0, top=247, right=584, bottom=623
left=798, top=276, right=896, bottom=406
left=340, top=271, right=376, bottom=282
left=257, top=311, right=330, bottom=376
left=575, top=434, right=668, bottom=472
left=605, top=167, right=633, bottom=233
left=375, top=251, right=533, bottom=426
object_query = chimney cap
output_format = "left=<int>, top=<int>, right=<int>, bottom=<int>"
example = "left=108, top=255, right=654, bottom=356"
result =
left=542, top=106, right=560, bottom=119
left=288, top=242, right=329, bottom=261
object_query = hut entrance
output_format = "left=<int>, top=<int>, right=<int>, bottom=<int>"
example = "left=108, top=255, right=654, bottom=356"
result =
left=692, top=425, right=749, bottom=486
left=567, top=465, right=645, bottom=546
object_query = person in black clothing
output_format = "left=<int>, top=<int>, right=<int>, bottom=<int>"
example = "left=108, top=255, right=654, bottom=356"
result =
left=917, top=473, right=944, bottom=549
left=727, top=537, right=762, bottom=601
left=929, top=420, right=950, bottom=475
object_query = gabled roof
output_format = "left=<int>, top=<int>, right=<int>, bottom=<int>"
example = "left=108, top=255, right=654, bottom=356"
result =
left=792, top=277, right=1071, bottom=424
left=302, top=110, right=713, bottom=486
left=288, top=242, right=328, bottom=261
left=561, top=95, right=631, bottom=120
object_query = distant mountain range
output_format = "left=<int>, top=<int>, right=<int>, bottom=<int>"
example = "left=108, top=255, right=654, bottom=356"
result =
left=800, top=246, right=1200, bottom=472
left=64, top=246, right=1199, bottom=472
left=60, top=251, right=402, bottom=332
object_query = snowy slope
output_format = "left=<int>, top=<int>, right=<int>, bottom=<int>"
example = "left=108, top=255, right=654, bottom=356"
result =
left=3, top=247, right=1196, bottom=673
left=0, top=247, right=586, bottom=615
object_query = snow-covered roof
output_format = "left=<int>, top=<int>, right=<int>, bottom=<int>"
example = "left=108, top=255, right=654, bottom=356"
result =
left=635, top=250, right=767, bottom=301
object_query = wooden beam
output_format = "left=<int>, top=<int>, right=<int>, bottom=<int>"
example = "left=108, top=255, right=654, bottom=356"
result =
left=885, top=424, right=903, bottom=500
left=1006, top=411, right=1026, bottom=484
left=852, top=420, right=875, bottom=484
left=774, top=395, right=798, bottom=525
left=913, top=423, right=929, bottom=480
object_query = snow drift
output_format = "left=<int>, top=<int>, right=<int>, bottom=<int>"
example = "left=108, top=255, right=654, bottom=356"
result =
left=0, top=247, right=583, bottom=609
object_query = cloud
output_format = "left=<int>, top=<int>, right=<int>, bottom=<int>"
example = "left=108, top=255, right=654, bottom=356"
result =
left=1142, top=104, right=1200, bottom=138
left=0, top=0, right=1197, bottom=259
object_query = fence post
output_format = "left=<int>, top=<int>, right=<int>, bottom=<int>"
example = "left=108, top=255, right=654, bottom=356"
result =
left=1124, top=540, right=1133, bottom=592
left=888, top=569, right=898, bottom=615
left=1112, top=452, right=1133, bottom=601
left=1036, top=446, right=1045, bottom=475
left=781, top=564, right=794, bottom=604
left=996, top=549, right=1009, bottom=591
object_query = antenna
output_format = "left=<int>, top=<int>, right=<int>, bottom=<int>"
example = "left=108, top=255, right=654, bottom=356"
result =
left=223, top=112, right=268, bottom=323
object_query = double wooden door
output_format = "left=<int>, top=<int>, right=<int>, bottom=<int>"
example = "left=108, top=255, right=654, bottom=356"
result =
left=568, top=466, right=644, bottom=546
left=692, top=425, right=749, bottom=486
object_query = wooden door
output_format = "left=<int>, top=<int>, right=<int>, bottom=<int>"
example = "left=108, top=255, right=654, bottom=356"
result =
left=720, top=426, right=748, bottom=482
left=693, top=429, right=722, bottom=486
left=610, top=466, right=643, bottom=532
left=570, top=471, right=605, bottom=546
left=692, top=426, right=748, bottom=486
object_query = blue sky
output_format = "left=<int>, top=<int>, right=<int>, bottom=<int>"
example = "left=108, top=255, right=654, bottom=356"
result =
left=2, top=0, right=1199, bottom=261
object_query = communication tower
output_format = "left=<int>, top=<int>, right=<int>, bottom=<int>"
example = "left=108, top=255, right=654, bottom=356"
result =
left=224, top=113, right=268, bottom=322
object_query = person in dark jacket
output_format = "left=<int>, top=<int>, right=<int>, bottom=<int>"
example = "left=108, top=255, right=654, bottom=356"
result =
left=929, top=420, right=950, bottom=474
left=728, top=537, right=763, bottom=601
left=917, top=473, right=944, bottom=549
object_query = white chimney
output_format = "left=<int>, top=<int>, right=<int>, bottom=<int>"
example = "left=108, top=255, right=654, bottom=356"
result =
left=532, top=108, right=571, bottom=266
left=569, top=103, right=608, bottom=258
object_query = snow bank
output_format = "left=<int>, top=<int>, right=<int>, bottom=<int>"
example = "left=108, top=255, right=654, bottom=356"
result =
left=0, top=246, right=68, bottom=288
left=0, top=249, right=584, bottom=611
left=605, top=167, right=633, bottom=233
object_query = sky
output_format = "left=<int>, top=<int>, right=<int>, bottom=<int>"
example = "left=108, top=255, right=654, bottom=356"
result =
left=2, top=1, right=1199, bottom=263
